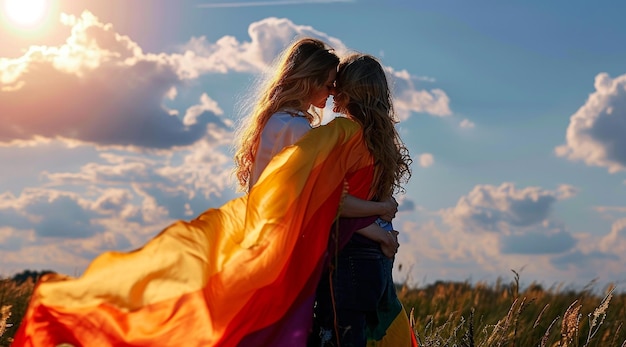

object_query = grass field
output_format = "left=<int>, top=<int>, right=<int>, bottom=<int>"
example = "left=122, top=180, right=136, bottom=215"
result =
left=400, top=272, right=625, bottom=347
left=2, top=271, right=624, bottom=346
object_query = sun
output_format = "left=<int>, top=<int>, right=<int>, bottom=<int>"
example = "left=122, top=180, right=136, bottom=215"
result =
left=3, top=0, right=48, bottom=27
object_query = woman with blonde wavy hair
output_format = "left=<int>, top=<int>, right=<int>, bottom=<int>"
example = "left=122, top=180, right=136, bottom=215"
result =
left=309, top=53, right=416, bottom=347
left=233, top=37, right=338, bottom=191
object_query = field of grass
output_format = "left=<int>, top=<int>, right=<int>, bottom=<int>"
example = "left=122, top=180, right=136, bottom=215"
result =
left=0, top=276, right=34, bottom=347
left=2, top=271, right=625, bottom=346
left=400, top=272, right=625, bottom=347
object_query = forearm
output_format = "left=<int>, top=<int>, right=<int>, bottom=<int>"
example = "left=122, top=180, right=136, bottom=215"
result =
left=354, top=222, right=388, bottom=243
left=340, top=195, right=387, bottom=218
left=355, top=222, right=399, bottom=259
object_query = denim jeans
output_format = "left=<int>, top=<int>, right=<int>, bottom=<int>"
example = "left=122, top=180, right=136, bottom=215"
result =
left=308, top=238, right=394, bottom=347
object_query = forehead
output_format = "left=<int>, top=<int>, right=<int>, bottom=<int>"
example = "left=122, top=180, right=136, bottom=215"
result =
left=325, top=69, right=337, bottom=83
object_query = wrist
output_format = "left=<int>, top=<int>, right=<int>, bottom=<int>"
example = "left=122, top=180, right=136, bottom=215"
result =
left=377, top=201, right=387, bottom=215
left=379, top=229, right=393, bottom=245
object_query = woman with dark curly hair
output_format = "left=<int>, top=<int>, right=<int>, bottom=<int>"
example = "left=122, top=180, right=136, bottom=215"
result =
left=309, top=53, right=416, bottom=347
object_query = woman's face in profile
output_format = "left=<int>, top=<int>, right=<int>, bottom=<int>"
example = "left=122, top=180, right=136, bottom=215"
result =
left=309, top=69, right=337, bottom=109
left=332, top=87, right=348, bottom=114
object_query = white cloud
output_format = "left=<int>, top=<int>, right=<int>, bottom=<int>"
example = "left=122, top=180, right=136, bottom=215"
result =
left=1, top=12, right=452, bottom=151
left=0, top=189, right=106, bottom=238
left=555, top=72, right=626, bottom=173
left=176, top=17, right=349, bottom=76
left=0, top=11, right=231, bottom=149
left=0, top=155, right=237, bottom=273
left=0, top=12, right=457, bottom=279
left=418, top=153, right=434, bottom=168
left=442, top=183, right=577, bottom=233
left=0, top=137, right=236, bottom=275
left=594, top=206, right=626, bottom=213
left=183, top=93, right=225, bottom=126
left=593, top=205, right=626, bottom=218
left=391, top=183, right=625, bottom=289
left=387, top=66, right=452, bottom=120
left=599, top=218, right=626, bottom=254
left=430, top=182, right=583, bottom=271
left=459, top=118, right=475, bottom=128
left=42, top=142, right=235, bottom=219
left=544, top=207, right=626, bottom=275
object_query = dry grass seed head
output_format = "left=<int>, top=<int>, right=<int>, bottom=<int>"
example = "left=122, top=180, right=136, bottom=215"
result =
left=559, top=300, right=582, bottom=347
left=0, top=305, right=12, bottom=338
left=590, top=286, right=613, bottom=328
left=584, top=286, right=615, bottom=346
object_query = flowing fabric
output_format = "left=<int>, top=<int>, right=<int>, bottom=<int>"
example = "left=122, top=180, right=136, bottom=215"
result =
left=13, top=118, right=374, bottom=347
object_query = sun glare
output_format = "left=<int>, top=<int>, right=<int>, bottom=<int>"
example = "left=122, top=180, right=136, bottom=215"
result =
left=3, top=0, right=48, bottom=27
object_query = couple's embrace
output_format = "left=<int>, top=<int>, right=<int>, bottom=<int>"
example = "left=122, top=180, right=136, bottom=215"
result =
left=13, top=38, right=416, bottom=347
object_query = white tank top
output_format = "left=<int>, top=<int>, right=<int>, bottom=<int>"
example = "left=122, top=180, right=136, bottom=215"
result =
left=250, top=111, right=311, bottom=187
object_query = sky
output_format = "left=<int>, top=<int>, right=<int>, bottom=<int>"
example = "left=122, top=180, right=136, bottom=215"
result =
left=1, top=0, right=625, bottom=293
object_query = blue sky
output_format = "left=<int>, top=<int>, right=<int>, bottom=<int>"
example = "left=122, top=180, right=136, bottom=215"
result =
left=1, top=0, right=625, bottom=291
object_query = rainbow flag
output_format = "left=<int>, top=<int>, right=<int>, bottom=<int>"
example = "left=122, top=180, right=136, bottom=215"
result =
left=12, top=117, right=416, bottom=346
left=367, top=298, right=418, bottom=346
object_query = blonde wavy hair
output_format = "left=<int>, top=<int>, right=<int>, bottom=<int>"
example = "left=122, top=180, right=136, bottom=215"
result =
left=233, top=37, right=339, bottom=191
left=334, top=53, right=412, bottom=199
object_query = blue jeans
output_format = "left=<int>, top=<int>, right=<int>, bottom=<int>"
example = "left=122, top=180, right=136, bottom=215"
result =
left=308, top=238, right=394, bottom=347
